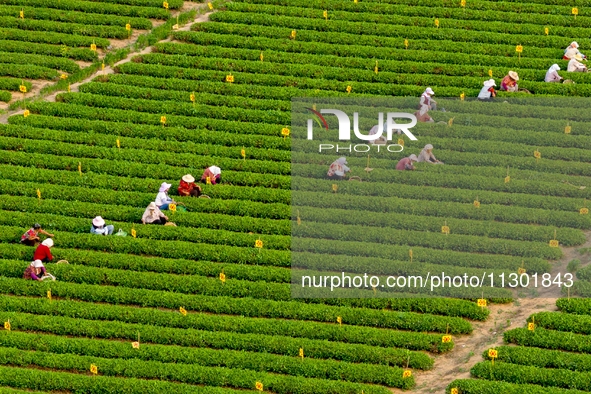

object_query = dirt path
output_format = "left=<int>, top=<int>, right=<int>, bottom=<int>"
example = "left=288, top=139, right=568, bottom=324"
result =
left=399, top=230, right=591, bottom=393
left=2, top=1, right=212, bottom=123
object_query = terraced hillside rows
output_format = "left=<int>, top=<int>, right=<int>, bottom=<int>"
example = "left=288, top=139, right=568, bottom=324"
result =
left=1, top=0, right=591, bottom=393
left=0, top=0, right=185, bottom=103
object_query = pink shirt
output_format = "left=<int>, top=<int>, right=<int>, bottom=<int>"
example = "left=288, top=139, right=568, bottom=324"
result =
left=396, top=157, right=414, bottom=171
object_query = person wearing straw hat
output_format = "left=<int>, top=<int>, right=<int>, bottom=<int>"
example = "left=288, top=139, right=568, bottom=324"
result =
left=201, top=166, right=222, bottom=185
left=500, top=71, right=519, bottom=92
left=478, top=79, right=497, bottom=101
left=155, top=182, right=176, bottom=210
left=90, top=216, right=114, bottom=235
left=568, top=54, right=587, bottom=72
left=415, top=87, right=436, bottom=123
left=327, top=157, right=351, bottom=180
left=23, top=260, right=47, bottom=281
left=33, top=238, right=54, bottom=263
left=142, top=202, right=174, bottom=226
left=545, top=64, right=563, bottom=82
left=396, top=154, right=418, bottom=171
left=417, top=144, right=443, bottom=164
left=564, top=42, right=585, bottom=60
left=20, top=223, right=53, bottom=246
left=178, top=174, right=202, bottom=197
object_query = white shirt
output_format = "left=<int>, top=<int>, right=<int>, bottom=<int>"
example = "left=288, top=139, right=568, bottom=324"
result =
left=568, top=58, right=586, bottom=72
left=545, top=69, right=562, bottom=82
left=565, top=47, right=582, bottom=59
left=155, top=192, right=172, bottom=207
left=478, top=86, right=493, bottom=99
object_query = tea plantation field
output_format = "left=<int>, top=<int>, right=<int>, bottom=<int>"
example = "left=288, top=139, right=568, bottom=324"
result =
left=1, top=0, right=591, bottom=393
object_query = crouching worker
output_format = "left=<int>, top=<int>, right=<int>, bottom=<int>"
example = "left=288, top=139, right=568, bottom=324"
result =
left=142, top=202, right=175, bottom=226
left=20, top=223, right=54, bottom=246
left=178, top=174, right=202, bottom=197
left=33, top=238, right=54, bottom=263
left=201, top=166, right=221, bottom=185
left=417, top=144, right=444, bottom=164
left=91, top=216, right=114, bottom=235
left=23, top=260, right=46, bottom=281
left=396, top=154, right=418, bottom=171
left=327, top=157, right=350, bottom=180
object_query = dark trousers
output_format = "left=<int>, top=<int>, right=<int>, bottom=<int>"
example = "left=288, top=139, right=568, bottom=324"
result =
left=148, top=218, right=167, bottom=225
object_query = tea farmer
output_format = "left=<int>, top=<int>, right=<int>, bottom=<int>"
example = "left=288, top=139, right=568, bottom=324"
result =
left=327, top=157, right=350, bottom=180
left=155, top=182, right=176, bottom=210
left=545, top=64, right=563, bottom=82
left=201, top=166, right=221, bottom=184
left=568, top=55, right=587, bottom=72
left=20, top=223, right=54, bottom=246
left=417, top=144, right=443, bottom=164
left=33, top=238, right=54, bottom=263
left=178, top=174, right=202, bottom=197
left=478, top=79, right=496, bottom=101
left=500, top=71, right=519, bottom=92
left=416, top=87, right=436, bottom=123
left=396, top=154, right=418, bottom=171
left=564, top=42, right=585, bottom=60
left=90, top=216, right=114, bottom=235
left=142, top=202, right=173, bottom=225
left=23, top=260, right=46, bottom=281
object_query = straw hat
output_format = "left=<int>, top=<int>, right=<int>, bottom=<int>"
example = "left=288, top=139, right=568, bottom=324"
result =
left=508, top=71, right=519, bottom=81
left=575, top=54, right=584, bottom=62
left=92, top=216, right=105, bottom=227
left=182, top=174, right=195, bottom=183
left=148, top=202, right=157, bottom=210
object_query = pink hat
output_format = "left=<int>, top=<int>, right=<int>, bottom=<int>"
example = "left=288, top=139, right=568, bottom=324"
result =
left=92, top=216, right=105, bottom=227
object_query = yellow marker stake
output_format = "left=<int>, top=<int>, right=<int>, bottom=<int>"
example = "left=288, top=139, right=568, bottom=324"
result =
left=281, top=127, right=290, bottom=138
left=208, top=2, right=213, bottom=10
left=255, top=382, right=263, bottom=391
left=290, top=30, right=296, bottom=40
left=337, top=316, right=342, bottom=325
left=68, top=83, right=71, bottom=93
left=36, top=188, right=41, bottom=200
left=131, top=228, right=137, bottom=238
left=4, top=320, right=10, bottom=331
left=116, top=138, right=121, bottom=149
left=402, top=370, right=412, bottom=378
left=332, top=184, right=338, bottom=193
left=90, top=364, right=98, bottom=374
left=397, top=138, right=404, bottom=146
left=409, top=248, right=413, bottom=263
left=374, top=60, right=378, bottom=74
left=78, top=162, right=82, bottom=176
left=565, top=124, right=572, bottom=134
left=460, top=92, right=465, bottom=101
left=220, top=271, right=226, bottom=283
left=451, top=389, right=459, bottom=394
left=241, top=148, right=246, bottom=159
left=19, top=9, right=23, bottom=19
left=163, top=1, right=169, bottom=9
left=299, top=347, right=304, bottom=359
left=434, top=18, right=439, bottom=28
left=323, top=10, right=328, bottom=21
left=259, top=52, right=264, bottom=62
left=346, top=85, right=352, bottom=94
left=179, top=307, right=187, bottom=316
left=255, top=239, right=263, bottom=248
left=47, top=289, right=52, bottom=301
left=488, top=69, right=493, bottom=77
left=160, top=116, right=166, bottom=126
left=404, top=39, right=409, bottom=49
left=460, top=0, right=466, bottom=7
left=573, top=7, right=578, bottom=19
left=477, top=298, right=487, bottom=307
left=23, top=109, right=30, bottom=118
left=225, top=74, right=234, bottom=83
left=545, top=27, right=549, bottom=36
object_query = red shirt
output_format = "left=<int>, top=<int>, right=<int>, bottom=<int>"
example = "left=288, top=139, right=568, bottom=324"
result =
left=33, top=245, right=53, bottom=262
left=21, top=229, right=37, bottom=241
left=178, top=180, right=196, bottom=196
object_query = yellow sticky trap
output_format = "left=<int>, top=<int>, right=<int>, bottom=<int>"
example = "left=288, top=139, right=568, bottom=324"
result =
left=290, top=30, right=296, bottom=40
left=169, top=204, right=177, bottom=213
left=163, top=1, right=169, bottom=9
left=477, top=298, right=487, bottom=307
left=402, top=370, right=412, bottom=378
left=126, top=23, right=131, bottom=31
left=488, top=69, right=493, bottom=77
left=504, top=176, right=510, bottom=183
left=346, top=85, right=352, bottom=93
left=397, top=138, right=404, bottom=146
left=208, top=2, right=213, bottom=10
left=90, top=364, right=98, bottom=374
left=225, top=74, right=234, bottom=83
left=255, top=382, right=263, bottom=391
left=460, top=92, right=465, bottom=101
left=565, top=125, right=571, bottom=134
left=544, top=27, right=549, bottom=35
left=47, top=289, right=51, bottom=301
left=451, top=389, right=459, bottom=394
left=60, top=73, right=67, bottom=79
left=241, top=148, right=246, bottom=159
left=534, top=150, right=541, bottom=159
left=580, top=208, right=589, bottom=215
left=434, top=18, right=439, bottom=28
left=259, top=52, right=264, bottom=62
left=299, top=347, right=304, bottom=359
left=19, top=85, right=26, bottom=93
left=528, top=322, right=535, bottom=331
left=131, top=228, right=137, bottom=238
left=160, top=116, right=166, bottom=125
left=441, top=225, right=450, bottom=234
left=516, top=45, right=523, bottom=53
left=448, top=117, right=454, bottom=127
left=549, top=239, right=559, bottom=247
left=132, top=341, right=140, bottom=349
left=23, top=110, right=30, bottom=118
left=255, top=239, right=263, bottom=248
left=91, top=43, right=97, bottom=51
left=460, top=0, right=466, bottom=7
left=323, top=10, right=328, bottom=20
left=442, top=335, right=452, bottom=343
left=473, top=200, right=480, bottom=208
left=19, top=9, right=23, bottom=18
left=179, top=307, right=187, bottom=316
left=337, top=316, right=342, bottom=325
left=404, top=39, right=409, bottom=49
left=36, top=188, right=41, bottom=200
left=281, top=127, right=290, bottom=137
left=332, top=184, right=338, bottom=193
left=78, top=162, right=82, bottom=176
left=219, top=271, right=226, bottom=283
left=116, top=138, right=120, bottom=149
left=488, top=349, right=498, bottom=358
left=518, top=267, right=526, bottom=275
left=4, top=321, right=10, bottom=331
left=573, top=7, right=578, bottom=16
left=190, top=93, right=195, bottom=103
left=374, top=60, right=378, bottom=74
